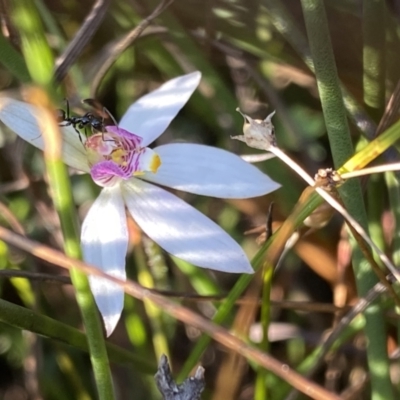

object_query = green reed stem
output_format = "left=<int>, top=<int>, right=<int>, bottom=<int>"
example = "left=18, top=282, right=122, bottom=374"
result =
left=300, top=1, right=393, bottom=398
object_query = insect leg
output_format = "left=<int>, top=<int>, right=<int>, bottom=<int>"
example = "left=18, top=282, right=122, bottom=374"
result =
left=103, top=106, right=118, bottom=126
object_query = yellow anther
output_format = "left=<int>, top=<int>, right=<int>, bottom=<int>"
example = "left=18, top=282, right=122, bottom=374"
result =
left=150, top=154, right=161, bottom=173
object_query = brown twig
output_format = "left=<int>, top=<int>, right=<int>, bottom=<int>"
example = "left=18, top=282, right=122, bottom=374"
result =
left=53, top=0, right=113, bottom=83
left=284, top=274, right=395, bottom=400
left=0, top=177, right=29, bottom=195
left=0, top=270, right=70, bottom=284
left=0, top=201, right=25, bottom=235
left=0, top=226, right=340, bottom=400
left=90, top=0, right=174, bottom=97
left=0, top=269, right=353, bottom=313
left=0, top=0, right=20, bottom=48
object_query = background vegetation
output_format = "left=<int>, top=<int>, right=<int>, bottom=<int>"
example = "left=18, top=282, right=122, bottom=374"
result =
left=0, top=0, right=399, bottom=399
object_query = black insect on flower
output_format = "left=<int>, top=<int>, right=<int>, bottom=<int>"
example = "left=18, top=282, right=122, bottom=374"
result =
left=57, top=98, right=117, bottom=143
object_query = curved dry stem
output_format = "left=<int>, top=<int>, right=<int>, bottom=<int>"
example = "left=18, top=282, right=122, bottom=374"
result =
left=89, top=0, right=174, bottom=97
left=53, top=0, right=113, bottom=83
left=0, top=226, right=340, bottom=400
left=270, top=146, right=400, bottom=284
left=341, top=163, right=400, bottom=179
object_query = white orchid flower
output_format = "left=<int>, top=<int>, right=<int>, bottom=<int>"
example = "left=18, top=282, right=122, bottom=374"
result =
left=0, top=72, right=280, bottom=335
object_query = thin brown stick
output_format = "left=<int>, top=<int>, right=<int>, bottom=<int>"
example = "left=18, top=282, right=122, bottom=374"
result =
left=0, top=226, right=340, bottom=400
left=284, top=275, right=394, bottom=400
left=0, top=270, right=70, bottom=284
left=0, top=269, right=353, bottom=313
left=0, top=177, right=29, bottom=195
left=376, top=80, right=400, bottom=135
left=53, top=0, right=113, bottom=83
left=0, top=0, right=20, bottom=47
left=90, top=0, right=174, bottom=97
left=0, top=201, right=25, bottom=235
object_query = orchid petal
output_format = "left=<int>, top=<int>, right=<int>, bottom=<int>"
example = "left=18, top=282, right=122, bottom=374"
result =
left=81, top=185, right=128, bottom=336
left=0, top=98, right=89, bottom=172
left=122, top=179, right=253, bottom=273
left=141, top=143, right=281, bottom=198
left=105, top=125, right=143, bottom=146
left=135, top=148, right=161, bottom=174
left=119, top=72, right=201, bottom=147
left=90, top=160, right=128, bottom=187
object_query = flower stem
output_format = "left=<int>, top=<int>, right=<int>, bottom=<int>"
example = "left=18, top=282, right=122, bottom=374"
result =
left=34, top=96, right=115, bottom=400
left=300, top=1, right=394, bottom=398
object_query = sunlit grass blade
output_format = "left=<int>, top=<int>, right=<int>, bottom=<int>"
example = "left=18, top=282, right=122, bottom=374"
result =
left=340, top=118, right=400, bottom=173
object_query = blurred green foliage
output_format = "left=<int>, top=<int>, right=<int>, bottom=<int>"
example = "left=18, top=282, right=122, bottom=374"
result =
left=0, top=0, right=400, bottom=399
